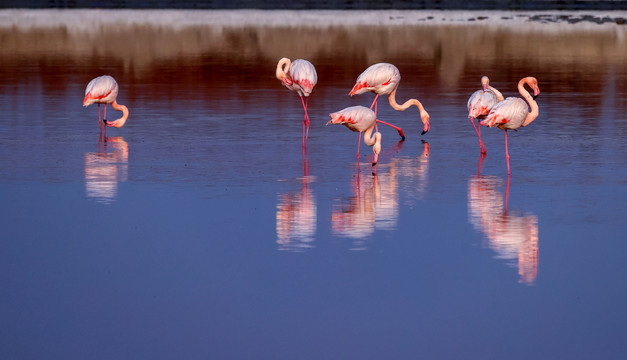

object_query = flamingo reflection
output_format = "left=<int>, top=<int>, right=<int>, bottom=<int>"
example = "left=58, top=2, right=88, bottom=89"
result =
left=330, top=163, right=399, bottom=250
left=390, top=140, right=430, bottom=205
left=276, top=150, right=317, bottom=251
left=468, top=173, right=539, bottom=285
left=84, top=137, right=128, bottom=204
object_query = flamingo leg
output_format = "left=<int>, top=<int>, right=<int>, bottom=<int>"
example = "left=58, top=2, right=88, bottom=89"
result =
left=470, top=117, right=487, bottom=154
left=299, top=95, right=309, bottom=147
left=505, top=130, right=510, bottom=174
left=370, top=95, right=380, bottom=132
left=376, top=119, right=405, bottom=140
left=97, top=104, right=102, bottom=134
left=505, top=174, right=510, bottom=216
left=357, top=131, right=362, bottom=162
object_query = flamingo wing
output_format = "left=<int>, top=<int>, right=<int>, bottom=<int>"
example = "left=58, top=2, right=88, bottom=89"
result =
left=350, top=63, right=400, bottom=96
left=328, top=106, right=376, bottom=132
left=290, top=59, right=317, bottom=97
left=468, top=89, right=499, bottom=118
left=482, top=97, right=528, bottom=129
left=84, top=75, right=118, bottom=106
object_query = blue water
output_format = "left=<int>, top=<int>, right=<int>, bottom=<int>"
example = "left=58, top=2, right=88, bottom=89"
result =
left=1, top=13, right=627, bottom=359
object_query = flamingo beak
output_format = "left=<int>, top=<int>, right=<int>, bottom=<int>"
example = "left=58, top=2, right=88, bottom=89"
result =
left=532, top=87, right=540, bottom=100
left=421, top=122, right=430, bottom=135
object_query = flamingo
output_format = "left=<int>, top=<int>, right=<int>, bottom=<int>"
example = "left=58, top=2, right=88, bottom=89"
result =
left=276, top=58, right=317, bottom=146
left=327, top=106, right=382, bottom=166
left=467, top=76, right=504, bottom=154
left=349, top=62, right=428, bottom=137
left=83, top=75, right=129, bottom=133
left=481, top=77, right=540, bottom=174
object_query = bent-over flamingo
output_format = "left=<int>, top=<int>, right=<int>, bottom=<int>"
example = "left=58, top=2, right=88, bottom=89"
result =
left=83, top=75, right=129, bottom=133
left=349, top=63, right=428, bottom=136
left=468, top=76, right=504, bottom=154
left=481, top=77, right=540, bottom=174
left=327, top=106, right=382, bottom=166
left=276, top=58, right=317, bottom=146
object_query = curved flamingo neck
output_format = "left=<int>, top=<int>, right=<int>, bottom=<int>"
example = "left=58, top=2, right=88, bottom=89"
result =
left=519, top=79, right=539, bottom=127
left=363, top=125, right=379, bottom=147
left=276, top=58, right=291, bottom=81
left=388, top=87, right=427, bottom=115
left=488, top=85, right=504, bottom=102
left=110, top=100, right=129, bottom=128
left=387, top=87, right=430, bottom=128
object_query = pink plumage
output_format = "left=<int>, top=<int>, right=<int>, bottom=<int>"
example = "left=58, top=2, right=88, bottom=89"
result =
left=481, top=77, right=541, bottom=174
left=327, top=106, right=382, bottom=166
left=83, top=75, right=129, bottom=131
left=349, top=62, right=429, bottom=136
left=467, top=76, right=502, bottom=154
left=276, top=58, right=318, bottom=146
left=349, top=63, right=400, bottom=97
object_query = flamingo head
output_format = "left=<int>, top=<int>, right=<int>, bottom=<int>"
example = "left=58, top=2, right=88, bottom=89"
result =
left=276, top=58, right=292, bottom=83
left=372, top=132, right=381, bottom=166
left=526, top=77, right=540, bottom=100
left=420, top=111, right=430, bottom=135
left=481, top=76, right=490, bottom=91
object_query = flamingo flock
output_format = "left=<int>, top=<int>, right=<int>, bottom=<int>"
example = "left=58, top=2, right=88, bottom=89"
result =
left=84, top=59, right=540, bottom=174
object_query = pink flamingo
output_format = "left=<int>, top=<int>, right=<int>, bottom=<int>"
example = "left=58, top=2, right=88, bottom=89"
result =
left=327, top=106, right=382, bottom=166
left=481, top=77, right=540, bottom=174
left=276, top=58, right=317, bottom=146
left=83, top=75, right=129, bottom=133
left=467, top=76, right=504, bottom=154
left=349, top=62, right=429, bottom=137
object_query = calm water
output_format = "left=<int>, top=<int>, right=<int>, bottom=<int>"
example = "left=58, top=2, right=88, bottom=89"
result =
left=1, top=10, right=627, bottom=359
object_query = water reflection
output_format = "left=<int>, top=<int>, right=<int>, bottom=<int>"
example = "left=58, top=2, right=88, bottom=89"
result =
left=276, top=150, right=317, bottom=251
left=391, top=140, right=430, bottom=206
left=330, top=161, right=399, bottom=250
left=84, top=137, right=129, bottom=204
left=468, top=172, right=539, bottom=285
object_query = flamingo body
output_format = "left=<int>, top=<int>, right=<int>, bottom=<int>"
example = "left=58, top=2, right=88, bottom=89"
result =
left=349, top=62, right=429, bottom=136
left=349, top=63, right=400, bottom=97
left=327, top=106, right=382, bottom=166
left=484, top=97, right=530, bottom=131
left=481, top=77, right=540, bottom=174
left=468, top=76, right=502, bottom=154
left=84, top=75, right=119, bottom=106
left=276, top=58, right=317, bottom=146
left=83, top=75, right=129, bottom=129
left=285, top=59, right=317, bottom=97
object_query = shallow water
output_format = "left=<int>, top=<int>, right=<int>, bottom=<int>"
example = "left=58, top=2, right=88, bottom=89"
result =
left=1, top=10, right=627, bottom=360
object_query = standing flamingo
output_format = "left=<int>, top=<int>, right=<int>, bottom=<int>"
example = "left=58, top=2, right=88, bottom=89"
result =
left=327, top=106, right=382, bottom=166
left=83, top=75, right=129, bottom=133
left=467, top=76, right=504, bottom=154
left=276, top=58, right=317, bottom=146
left=349, top=63, right=428, bottom=137
left=481, top=77, right=540, bottom=174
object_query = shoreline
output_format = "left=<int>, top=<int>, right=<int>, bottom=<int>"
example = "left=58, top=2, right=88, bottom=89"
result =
left=0, top=9, right=625, bottom=32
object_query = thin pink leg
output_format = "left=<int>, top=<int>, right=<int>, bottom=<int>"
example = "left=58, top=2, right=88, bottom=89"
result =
left=376, top=119, right=405, bottom=140
left=299, top=95, right=309, bottom=147
left=98, top=104, right=102, bottom=134
left=357, top=131, right=362, bottom=162
left=504, top=174, right=510, bottom=216
left=505, top=130, right=510, bottom=174
left=369, top=94, right=379, bottom=111
left=470, top=117, right=486, bottom=154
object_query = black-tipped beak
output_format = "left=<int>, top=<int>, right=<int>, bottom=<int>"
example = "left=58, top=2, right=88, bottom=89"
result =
left=532, top=94, right=539, bottom=100
left=421, top=129, right=428, bottom=135
left=103, top=119, right=108, bottom=125
left=372, top=162, right=377, bottom=167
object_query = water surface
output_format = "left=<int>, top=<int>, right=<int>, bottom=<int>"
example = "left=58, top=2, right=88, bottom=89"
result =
left=1, top=10, right=627, bottom=360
